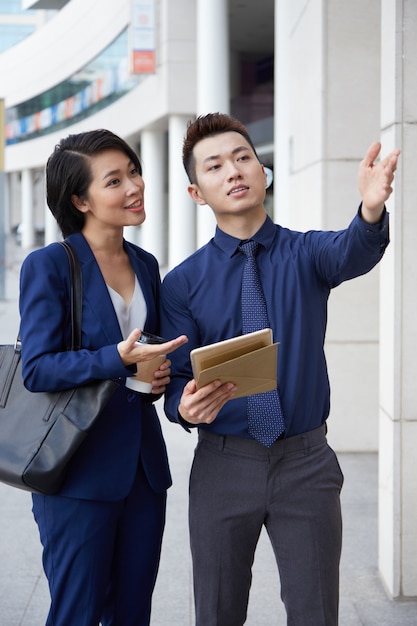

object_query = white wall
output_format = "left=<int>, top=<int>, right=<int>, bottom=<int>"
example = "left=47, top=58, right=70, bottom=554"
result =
left=378, top=0, right=417, bottom=599
left=275, top=0, right=383, bottom=451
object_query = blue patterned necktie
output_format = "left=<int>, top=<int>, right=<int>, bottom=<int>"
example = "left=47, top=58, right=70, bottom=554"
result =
left=239, top=240, right=285, bottom=446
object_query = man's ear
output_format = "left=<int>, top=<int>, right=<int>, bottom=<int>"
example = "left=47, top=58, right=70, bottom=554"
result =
left=188, top=184, right=207, bottom=206
left=71, top=194, right=88, bottom=213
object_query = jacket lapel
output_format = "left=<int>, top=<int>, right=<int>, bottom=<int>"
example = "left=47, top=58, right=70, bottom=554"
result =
left=124, top=242, right=159, bottom=333
left=66, top=233, right=160, bottom=343
left=66, top=233, right=123, bottom=344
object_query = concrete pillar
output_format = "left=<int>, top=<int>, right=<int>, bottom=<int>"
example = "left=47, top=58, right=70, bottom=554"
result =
left=3, top=172, right=10, bottom=234
left=140, top=129, right=166, bottom=265
left=378, top=0, right=417, bottom=598
left=273, top=0, right=382, bottom=452
left=44, top=203, right=59, bottom=245
left=196, top=0, right=229, bottom=114
left=274, top=0, right=291, bottom=227
left=168, top=115, right=196, bottom=269
left=21, top=168, right=34, bottom=249
left=195, top=0, right=229, bottom=247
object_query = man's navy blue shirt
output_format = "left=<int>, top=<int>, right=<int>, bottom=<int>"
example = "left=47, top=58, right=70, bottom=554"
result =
left=161, top=209, right=389, bottom=438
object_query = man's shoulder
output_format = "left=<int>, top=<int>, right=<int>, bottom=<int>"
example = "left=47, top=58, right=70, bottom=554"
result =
left=164, top=241, right=214, bottom=279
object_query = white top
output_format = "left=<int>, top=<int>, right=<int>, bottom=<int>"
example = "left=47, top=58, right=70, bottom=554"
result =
left=107, top=277, right=151, bottom=393
left=107, top=276, right=146, bottom=339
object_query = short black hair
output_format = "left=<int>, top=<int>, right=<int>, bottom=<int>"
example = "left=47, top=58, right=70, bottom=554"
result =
left=182, top=113, right=259, bottom=184
left=46, top=129, right=141, bottom=237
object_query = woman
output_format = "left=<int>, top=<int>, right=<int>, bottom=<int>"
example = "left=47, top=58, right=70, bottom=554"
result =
left=18, top=129, right=187, bottom=626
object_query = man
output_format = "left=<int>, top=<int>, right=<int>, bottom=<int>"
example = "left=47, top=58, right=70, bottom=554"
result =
left=160, top=113, right=399, bottom=625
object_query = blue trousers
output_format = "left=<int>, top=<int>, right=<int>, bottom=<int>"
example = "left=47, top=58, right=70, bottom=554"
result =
left=189, top=425, right=344, bottom=626
left=32, top=463, right=166, bottom=626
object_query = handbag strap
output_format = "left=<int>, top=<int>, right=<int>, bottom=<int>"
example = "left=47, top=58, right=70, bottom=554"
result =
left=59, top=241, right=82, bottom=351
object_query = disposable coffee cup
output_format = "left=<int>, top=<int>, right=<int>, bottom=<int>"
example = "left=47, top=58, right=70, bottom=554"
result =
left=125, top=331, right=167, bottom=393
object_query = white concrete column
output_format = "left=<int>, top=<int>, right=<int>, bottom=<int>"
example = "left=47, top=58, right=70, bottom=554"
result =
left=41, top=172, right=59, bottom=245
left=378, top=0, right=417, bottom=598
left=274, top=0, right=291, bottom=227
left=21, top=168, right=34, bottom=249
left=196, top=0, right=229, bottom=114
left=140, top=129, right=166, bottom=265
left=3, top=173, right=10, bottom=234
left=168, top=115, right=196, bottom=269
left=8, top=171, right=20, bottom=233
left=195, top=0, right=229, bottom=247
left=44, top=203, right=59, bottom=245
left=274, top=0, right=382, bottom=452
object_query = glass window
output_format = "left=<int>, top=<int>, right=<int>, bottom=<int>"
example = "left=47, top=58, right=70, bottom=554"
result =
left=0, top=0, right=26, bottom=13
left=5, top=28, right=141, bottom=145
left=0, top=24, right=35, bottom=52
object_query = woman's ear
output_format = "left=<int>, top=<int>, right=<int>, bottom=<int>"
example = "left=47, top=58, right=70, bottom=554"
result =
left=188, top=184, right=207, bottom=206
left=71, top=194, right=88, bottom=213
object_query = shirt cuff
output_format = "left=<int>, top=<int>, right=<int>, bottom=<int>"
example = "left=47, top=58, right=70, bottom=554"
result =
left=178, top=412, right=196, bottom=432
left=357, top=203, right=389, bottom=252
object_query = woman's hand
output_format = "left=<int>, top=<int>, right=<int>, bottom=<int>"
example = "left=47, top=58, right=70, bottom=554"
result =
left=150, top=358, right=172, bottom=395
left=117, top=329, right=188, bottom=366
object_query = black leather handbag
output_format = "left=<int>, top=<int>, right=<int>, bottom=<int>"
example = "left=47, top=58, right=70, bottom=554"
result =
left=0, top=242, right=118, bottom=495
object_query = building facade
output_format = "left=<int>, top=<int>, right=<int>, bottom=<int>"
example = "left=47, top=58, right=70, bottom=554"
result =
left=0, top=0, right=416, bottom=600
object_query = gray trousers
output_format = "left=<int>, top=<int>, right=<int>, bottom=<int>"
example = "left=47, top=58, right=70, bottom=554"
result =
left=189, top=424, right=343, bottom=626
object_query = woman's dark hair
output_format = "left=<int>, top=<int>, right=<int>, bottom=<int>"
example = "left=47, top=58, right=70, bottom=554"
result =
left=46, top=129, right=142, bottom=237
left=182, top=112, right=259, bottom=184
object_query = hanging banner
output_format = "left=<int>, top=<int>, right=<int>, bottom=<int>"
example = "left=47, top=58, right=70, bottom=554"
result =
left=131, top=0, right=156, bottom=74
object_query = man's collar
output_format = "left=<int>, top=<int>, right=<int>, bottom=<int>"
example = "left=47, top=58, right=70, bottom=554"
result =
left=213, top=214, right=277, bottom=257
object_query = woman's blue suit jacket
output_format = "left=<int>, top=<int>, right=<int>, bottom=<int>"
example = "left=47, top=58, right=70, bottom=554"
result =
left=19, top=232, right=172, bottom=501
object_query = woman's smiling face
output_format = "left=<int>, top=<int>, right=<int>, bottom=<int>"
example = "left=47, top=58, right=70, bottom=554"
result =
left=72, top=149, right=146, bottom=231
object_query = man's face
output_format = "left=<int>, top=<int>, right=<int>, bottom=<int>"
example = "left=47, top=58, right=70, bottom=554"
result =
left=188, top=131, right=267, bottom=220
